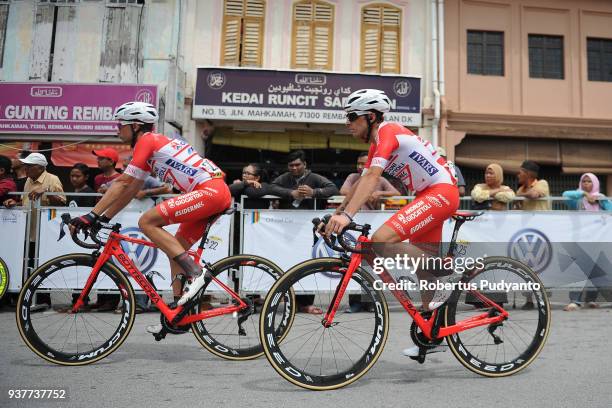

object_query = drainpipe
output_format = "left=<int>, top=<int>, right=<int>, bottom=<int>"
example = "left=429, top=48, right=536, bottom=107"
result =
left=431, top=0, right=440, bottom=148
left=438, top=0, right=447, bottom=153
left=438, top=0, right=445, bottom=98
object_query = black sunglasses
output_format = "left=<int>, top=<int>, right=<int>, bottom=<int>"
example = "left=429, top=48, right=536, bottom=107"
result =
left=346, top=112, right=366, bottom=122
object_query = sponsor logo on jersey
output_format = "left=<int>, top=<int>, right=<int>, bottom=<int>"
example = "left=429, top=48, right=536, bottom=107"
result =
left=167, top=190, right=204, bottom=208
left=164, top=159, right=198, bottom=177
left=409, top=214, right=435, bottom=235
left=426, top=195, right=443, bottom=208
left=437, top=194, right=450, bottom=205
left=175, top=202, right=205, bottom=217
left=408, top=151, right=439, bottom=176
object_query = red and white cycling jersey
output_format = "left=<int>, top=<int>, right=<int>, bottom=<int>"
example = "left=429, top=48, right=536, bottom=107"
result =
left=365, top=122, right=455, bottom=193
left=124, top=133, right=223, bottom=193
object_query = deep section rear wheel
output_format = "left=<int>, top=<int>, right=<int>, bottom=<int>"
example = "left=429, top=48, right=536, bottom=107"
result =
left=260, top=258, right=389, bottom=390
left=445, top=256, right=551, bottom=376
left=16, top=254, right=136, bottom=366
left=191, top=255, right=295, bottom=360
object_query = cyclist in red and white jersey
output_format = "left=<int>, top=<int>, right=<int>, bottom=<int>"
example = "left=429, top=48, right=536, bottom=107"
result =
left=324, top=89, right=460, bottom=357
left=326, top=89, right=459, bottom=246
left=70, top=102, right=230, bottom=314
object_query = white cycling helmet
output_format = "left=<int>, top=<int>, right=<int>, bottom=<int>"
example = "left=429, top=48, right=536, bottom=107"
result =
left=343, top=89, right=392, bottom=114
left=113, top=101, right=158, bottom=124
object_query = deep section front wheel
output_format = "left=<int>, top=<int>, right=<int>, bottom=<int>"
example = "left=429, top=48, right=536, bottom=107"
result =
left=260, top=258, right=389, bottom=390
left=16, top=254, right=136, bottom=366
left=191, top=255, right=295, bottom=360
left=445, top=256, right=551, bottom=377
left=0, top=257, right=9, bottom=301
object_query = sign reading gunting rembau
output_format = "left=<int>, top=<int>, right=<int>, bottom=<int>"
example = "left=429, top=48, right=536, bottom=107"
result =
left=193, top=68, right=421, bottom=126
left=0, top=83, right=157, bottom=135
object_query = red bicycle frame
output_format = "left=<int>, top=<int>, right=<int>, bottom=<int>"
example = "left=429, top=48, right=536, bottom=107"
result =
left=322, top=234, right=508, bottom=341
left=70, top=231, right=247, bottom=325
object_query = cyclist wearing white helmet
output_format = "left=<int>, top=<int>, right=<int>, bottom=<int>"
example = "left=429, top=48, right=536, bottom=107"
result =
left=70, top=101, right=231, bottom=327
left=324, top=88, right=460, bottom=358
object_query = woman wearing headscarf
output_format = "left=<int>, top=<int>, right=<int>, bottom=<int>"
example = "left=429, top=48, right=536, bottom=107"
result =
left=562, top=173, right=611, bottom=311
left=470, top=163, right=515, bottom=210
left=563, top=173, right=611, bottom=211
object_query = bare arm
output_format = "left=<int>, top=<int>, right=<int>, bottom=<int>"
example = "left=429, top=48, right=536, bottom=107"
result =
left=136, top=183, right=172, bottom=199
left=92, top=174, right=144, bottom=218
left=337, top=177, right=361, bottom=213
left=373, top=178, right=400, bottom=198
left=344, top=167, right=384, bottom=216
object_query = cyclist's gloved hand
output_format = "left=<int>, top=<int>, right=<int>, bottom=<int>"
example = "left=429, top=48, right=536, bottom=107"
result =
left=69, top=211, right=99, bottom=233
left=99, top=215, right=111, bottom=224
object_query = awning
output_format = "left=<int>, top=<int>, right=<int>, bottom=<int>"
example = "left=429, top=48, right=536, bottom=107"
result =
left=213, top=128, right=364, bottom=152
left=0, top=142, right=40, bottom=158
left=455, top=136, right=612, bottom=173
left=50, top=142, right=132, bottom=168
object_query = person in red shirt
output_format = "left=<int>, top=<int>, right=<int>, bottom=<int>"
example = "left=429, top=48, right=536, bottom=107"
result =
left=92, top=148, right=121, bottom=193
left=69, top=102, right=231, bottom=333
left=0, top=155, right=17, bottom=205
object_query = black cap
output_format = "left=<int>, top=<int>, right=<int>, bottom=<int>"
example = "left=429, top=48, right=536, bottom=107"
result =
left=521, top=160, right=540, bottom=175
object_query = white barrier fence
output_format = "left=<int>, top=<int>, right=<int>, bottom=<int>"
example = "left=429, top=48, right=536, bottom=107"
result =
left=2, top=205, right=612, bottom=292
left=37, top=208, right=232, bottom=290
left=241, top=209, right=612, bottom=290
left=0, top=208, right=28, bottom=291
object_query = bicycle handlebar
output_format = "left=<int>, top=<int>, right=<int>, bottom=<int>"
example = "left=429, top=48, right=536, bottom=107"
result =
left=311, top=215, right=371, bottom=254
left=59, top=213, right=120, bottom=250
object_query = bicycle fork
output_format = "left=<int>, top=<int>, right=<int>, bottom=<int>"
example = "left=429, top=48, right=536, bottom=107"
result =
left=322, top=253, right=362, bottom=327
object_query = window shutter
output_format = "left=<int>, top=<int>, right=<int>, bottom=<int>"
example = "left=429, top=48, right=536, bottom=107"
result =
left=361, top=4, right=401, bottom=73
left=381, top=7, right=400, bottom=73
left=0, top=4, right=8, bottom=68
left=312, top=2, right=333, bottom=69
left=29, top=4, right=55, bottom=80
left=221, top=0, right=264, bottom=67
left=292, top=1, right=333, bottom=70
left=361, top=6, right=381, bottom=72
left=292, top=2, right=313, bottom=68
left=221, top=0, right=244, bottom=66
left=241, top=0, right=265, bottom=66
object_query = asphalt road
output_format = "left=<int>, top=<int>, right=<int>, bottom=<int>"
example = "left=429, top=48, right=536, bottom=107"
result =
left=1, top=304, right=611, bottom=408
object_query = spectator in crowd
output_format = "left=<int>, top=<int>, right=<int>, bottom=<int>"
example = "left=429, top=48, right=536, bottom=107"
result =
left=270, top=150, right=339, bottom=210
left=340, top=152, right=400, bottom=210
left=515, top=160, right=551, bottom=211
left=470, top=163, right=515, bottom=210
left=3, top=153, right=66, bottom=208
left=4, top=153, right=65, bottom=308
left=514, top=160, right=550, bottom=310
left=437, top=147, right=466, bottom=196
left=93, top=148, right=121, bottom=194
left=56, top=163, right=96, bottom=312
left=0, top=155, right=17, bottom=205
left=561, top=173, right=611, bottom=311
left=271, top=151, right=339, bottom=314
left=11, top=150, right=30, bottom=192
left=67, top=163, right=97, bottom=208
left=562, top=173, right=611, bottom=212
left=230, top=163, right=269, bottom=198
